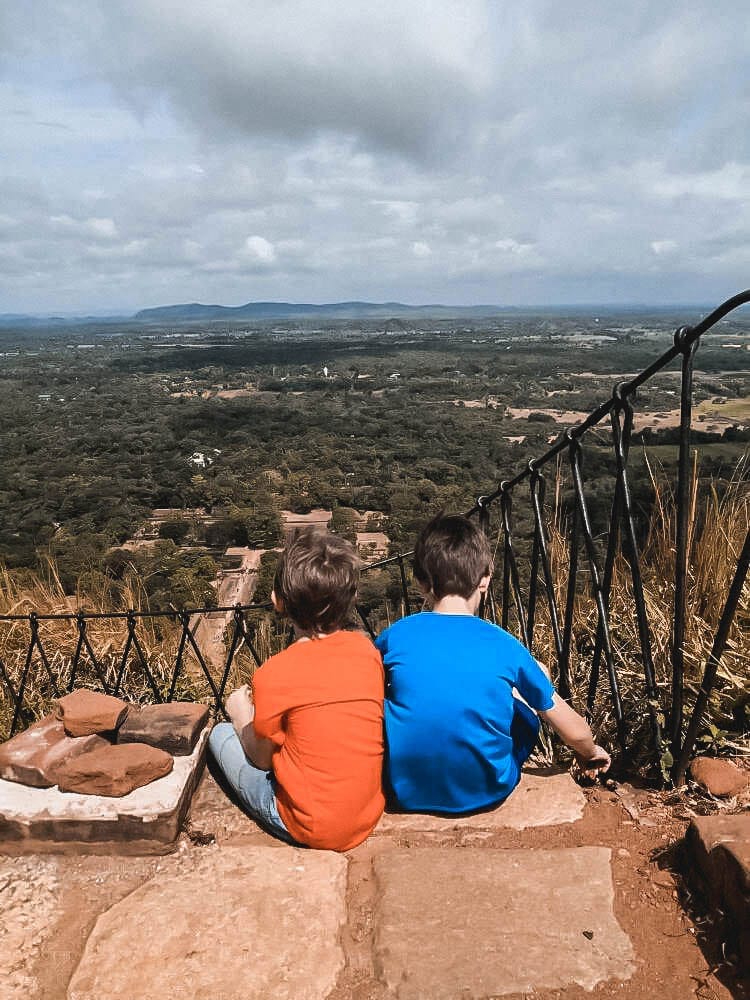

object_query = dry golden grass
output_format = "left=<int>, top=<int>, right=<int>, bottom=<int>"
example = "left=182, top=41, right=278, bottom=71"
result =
left=0, top=563, right=217, bottom=737
left=526, top=457, right=749, bottom=768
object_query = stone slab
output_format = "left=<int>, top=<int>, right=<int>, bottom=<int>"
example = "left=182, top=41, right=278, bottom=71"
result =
left=0, top=715, right=110, bottom=788
left=117, top=701, right=210, bottom=755
left=375, top=770, right=585, bottom=833
left=0, top=725, right=209, bottom=854
left=54, top=742, right=174, bottom=797
left=67, top=845, right=347, bottom=1000
left=685, top=814, right=750, bottom=972
left=373, top=846, right=635, bottom=998
left=55, top=689, right=129, bottom=737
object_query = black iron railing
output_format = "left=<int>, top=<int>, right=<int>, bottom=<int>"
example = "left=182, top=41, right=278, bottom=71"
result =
left=1, top=292, right=748, bottom=784
left=464, top=290, right=750, bottom=783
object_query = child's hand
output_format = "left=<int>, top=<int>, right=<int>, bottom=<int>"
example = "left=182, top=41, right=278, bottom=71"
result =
left=225, top=684, right=255, bottom=731
left=574, top=744, right=611, bottom=781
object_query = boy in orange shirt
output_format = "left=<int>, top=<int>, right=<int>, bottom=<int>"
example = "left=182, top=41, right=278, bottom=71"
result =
left=208, top=529, right=385, bottom=851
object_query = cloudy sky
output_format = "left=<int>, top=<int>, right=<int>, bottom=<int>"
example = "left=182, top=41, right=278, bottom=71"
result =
left=1, top=1, right=749, bottom=314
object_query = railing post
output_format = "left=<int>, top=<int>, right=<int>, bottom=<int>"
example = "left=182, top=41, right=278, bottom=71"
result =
left=528, top=465, right=563, bottom=666
left=670, top=325, right=699, bottom=764
left=500, top=485, right=529, bottom=647
left=568, top=435, right=627, bottom=752
left=610, top=389, right=662, bottom=766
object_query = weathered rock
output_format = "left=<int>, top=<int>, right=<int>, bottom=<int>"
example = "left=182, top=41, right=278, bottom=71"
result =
left=373, top=846, right=635, bottom=998
left=0, top=716, right=110, bottom=788
left=54, top=744, right=173, bottom=797
left=689, top=755, right=749, bottom=797
left=55, top=690, right=129, bottom=737
left=685, top=814, right=750, bottom=972
left=67, top=846, right=347, bottom=999
left=117, top=702, right=209, bottom=755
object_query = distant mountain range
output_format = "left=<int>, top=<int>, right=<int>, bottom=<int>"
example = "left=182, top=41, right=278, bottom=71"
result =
left=132, top=300, right=511, bottom=322
left=0, top=300, right=712, bottom=329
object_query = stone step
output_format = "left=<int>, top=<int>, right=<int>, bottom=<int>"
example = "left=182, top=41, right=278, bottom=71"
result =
left=63, top=841, right=634, bottom=1000
left=375, top=768, right=585, bottom=834
left=66, top=846, right=348, bottom=1000
left=373, top=845, right=635, bottom=998
left=685, top=813, right=750, bottom=973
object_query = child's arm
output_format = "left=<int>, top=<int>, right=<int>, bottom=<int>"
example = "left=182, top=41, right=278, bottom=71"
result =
left=539, top=693, right=611, bottom=778
left=225, top=685, right=275, bottom=771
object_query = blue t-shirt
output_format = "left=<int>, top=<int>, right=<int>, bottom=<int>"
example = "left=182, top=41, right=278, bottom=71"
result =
left=375, top=612, right=555, bottom=814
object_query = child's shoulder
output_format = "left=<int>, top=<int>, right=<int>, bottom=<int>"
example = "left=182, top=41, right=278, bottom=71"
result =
left=266, top=628, right=377, bottom=667
left=379, top=611, right=505, bottom=643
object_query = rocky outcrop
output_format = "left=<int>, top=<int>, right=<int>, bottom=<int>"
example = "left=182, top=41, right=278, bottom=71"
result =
left=685, top=814, right=750, bottom=973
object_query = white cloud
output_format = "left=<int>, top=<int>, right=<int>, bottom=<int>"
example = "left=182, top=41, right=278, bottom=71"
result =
left=650, top=239, right=677, bottom=255
left=1, top=2, right=750, bottom=311
left=87, top=217, right=118, bottom=239
left=242, top=236, right=276, bottom=264
left=495, top=238, right=534, bottom=256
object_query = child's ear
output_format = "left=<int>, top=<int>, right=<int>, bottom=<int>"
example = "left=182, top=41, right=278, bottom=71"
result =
left=271, top=589, right=284, bottom=613
left=478, top=573, right=491, bottom=594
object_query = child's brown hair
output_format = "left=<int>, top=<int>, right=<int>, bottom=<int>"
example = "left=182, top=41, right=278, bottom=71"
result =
left=273, top=529, right=359, bottom=635
left=413, top=514, right=492, bottom=600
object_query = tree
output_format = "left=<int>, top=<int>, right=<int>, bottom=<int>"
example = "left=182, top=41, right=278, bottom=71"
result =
left=158, top=518, right=191, bottom=544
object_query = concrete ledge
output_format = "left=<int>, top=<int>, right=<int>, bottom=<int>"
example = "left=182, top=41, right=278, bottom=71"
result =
left=0, top=726, right=209, bottom=855
left=375, top=769, right=586, bottom=834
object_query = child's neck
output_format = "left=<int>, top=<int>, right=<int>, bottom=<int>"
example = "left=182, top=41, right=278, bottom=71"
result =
left=294, top=627, right=340, bottom=642
left=431, top=593, right=480, bottom=616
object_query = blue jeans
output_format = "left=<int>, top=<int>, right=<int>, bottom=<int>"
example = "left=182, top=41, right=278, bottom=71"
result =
left=208, top=723, right=298, bottom=845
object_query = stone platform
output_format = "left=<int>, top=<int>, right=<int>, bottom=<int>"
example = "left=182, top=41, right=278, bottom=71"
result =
left=0, top=766, right=742, bottom=1000
left=0, top=726, right=209, bottom=855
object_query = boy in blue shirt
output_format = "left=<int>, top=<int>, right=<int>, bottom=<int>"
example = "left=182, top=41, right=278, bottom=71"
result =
left=375, top=514, right=610, bottom=814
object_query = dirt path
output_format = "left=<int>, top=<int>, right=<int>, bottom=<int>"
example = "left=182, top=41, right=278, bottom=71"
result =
left=190, top=548, right=265, bottom=672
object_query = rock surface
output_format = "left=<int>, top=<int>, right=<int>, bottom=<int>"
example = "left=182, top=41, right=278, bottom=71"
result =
left=55, top=690, right=129, bottom=737
left=685, top=813, right=750, bottom=972
left=373, top=846, right=635, bottom=998
left=689, top=755, right=749, bottom=797
left=375, top=769, right=585, bottom=833
left=117, top=702, right=209, bottom=755
left=54, top=743, right=173, bottom=797
left=66, top=846, right=348, bottom=1000
left=0, top=715, right=109, bottom=788
left=0, top=855, right=61, bottom=999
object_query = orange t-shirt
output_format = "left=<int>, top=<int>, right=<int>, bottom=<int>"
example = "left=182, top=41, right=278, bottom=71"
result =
left=252, top=629, right=385, bottom=851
